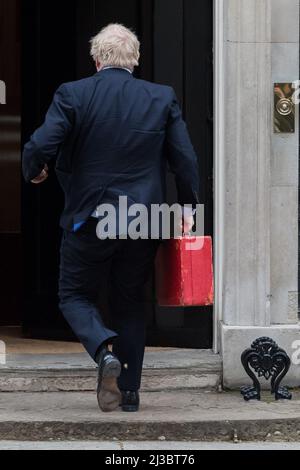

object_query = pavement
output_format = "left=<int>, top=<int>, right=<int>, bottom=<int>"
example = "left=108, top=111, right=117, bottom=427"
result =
left=0, top=441, right=299, bottom=450
left=0, top=389, right=300, bottom=442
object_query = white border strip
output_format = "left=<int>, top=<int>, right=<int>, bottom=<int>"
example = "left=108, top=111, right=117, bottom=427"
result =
left=213, top=0, right=225, bottom=353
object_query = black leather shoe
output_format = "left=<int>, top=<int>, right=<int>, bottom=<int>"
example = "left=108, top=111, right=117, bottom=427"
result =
left=97, top=348, right=122, bottom=412
left=119, top=390, right=140, bottom=412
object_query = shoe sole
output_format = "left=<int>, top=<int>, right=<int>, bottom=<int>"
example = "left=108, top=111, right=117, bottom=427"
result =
left=97, top=358, right=122, bottom=412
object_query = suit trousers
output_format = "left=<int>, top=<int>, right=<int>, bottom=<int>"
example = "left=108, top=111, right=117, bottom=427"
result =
left=58, top=217, right=160, bottom=391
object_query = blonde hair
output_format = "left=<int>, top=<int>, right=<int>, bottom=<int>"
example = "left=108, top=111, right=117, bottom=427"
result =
left=90, top=23, right=140, bottom=71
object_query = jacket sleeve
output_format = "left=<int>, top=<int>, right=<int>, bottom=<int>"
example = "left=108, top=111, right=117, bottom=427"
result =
left=22, top=84, right=74, bottom=183
left=165, top=88, right=200, bottom=208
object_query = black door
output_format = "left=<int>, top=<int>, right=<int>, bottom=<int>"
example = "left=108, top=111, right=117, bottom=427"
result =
left=0, top=0, right=22, bottom=327
left=22, top=0, right=213, bottom=348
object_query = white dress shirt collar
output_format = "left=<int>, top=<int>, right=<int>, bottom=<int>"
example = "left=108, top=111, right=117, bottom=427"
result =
left=101, top=66, right=133, bottom=74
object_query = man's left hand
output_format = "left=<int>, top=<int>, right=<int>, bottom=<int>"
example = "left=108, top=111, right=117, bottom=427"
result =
left=31, top=164, right=49, bottom=184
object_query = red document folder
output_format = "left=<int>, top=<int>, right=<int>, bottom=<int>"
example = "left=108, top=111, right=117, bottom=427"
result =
left=155, top=236, right=214, bottom=307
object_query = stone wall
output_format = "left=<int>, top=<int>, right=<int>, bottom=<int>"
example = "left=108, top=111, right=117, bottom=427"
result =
left=218, top=0, right=300, bottom=387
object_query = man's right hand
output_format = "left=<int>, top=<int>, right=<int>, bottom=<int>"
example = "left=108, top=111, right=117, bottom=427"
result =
left=182, top=214, right=194, bottom=235
left=177, top=211, right=195, bottom=235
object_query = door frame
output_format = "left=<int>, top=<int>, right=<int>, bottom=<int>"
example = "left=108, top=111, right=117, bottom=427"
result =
left=213, top=0, right=225, bottom=354
left=20, top=0, right=216, bottom=347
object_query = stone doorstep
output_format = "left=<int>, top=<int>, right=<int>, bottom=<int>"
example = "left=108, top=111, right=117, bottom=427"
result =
left=0, top=390, right=300, bottom=442
left=0, top=350, right=222, bottom=393
left=0, top=370, right=221, bottom=393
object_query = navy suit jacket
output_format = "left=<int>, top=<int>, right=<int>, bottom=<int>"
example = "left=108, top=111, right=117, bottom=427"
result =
left=22, top=68, right=200, bottom=232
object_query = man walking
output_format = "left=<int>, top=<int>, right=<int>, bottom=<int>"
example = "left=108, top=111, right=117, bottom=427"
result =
left=22, top=24, right=200, bottom=412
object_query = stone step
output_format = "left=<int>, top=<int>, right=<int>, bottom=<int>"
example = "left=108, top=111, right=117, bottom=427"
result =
left=0, top=350, right=222, bottom=393
left=0, top=389, right=299, bottom=442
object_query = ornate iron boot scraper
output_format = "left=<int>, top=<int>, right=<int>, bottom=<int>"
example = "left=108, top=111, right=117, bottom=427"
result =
left=240, top=337, right=292, bottom=401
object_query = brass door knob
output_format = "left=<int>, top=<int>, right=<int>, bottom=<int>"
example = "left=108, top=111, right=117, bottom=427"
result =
left=274, top=83, right=295, bottom=133
left=276, top=97, right=293, bottom=116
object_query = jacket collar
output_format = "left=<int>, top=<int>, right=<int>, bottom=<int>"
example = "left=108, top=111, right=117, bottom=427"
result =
left=94, top=67, right=134, bottom=78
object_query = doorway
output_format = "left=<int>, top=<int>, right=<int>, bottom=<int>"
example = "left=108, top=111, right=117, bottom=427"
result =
left=20, top=0, right=213, bottom=348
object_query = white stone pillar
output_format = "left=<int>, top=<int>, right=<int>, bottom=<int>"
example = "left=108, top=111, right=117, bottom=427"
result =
left=270, top=0, right=299, bottom=326
left=217, top=0, right=300, bottom=387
